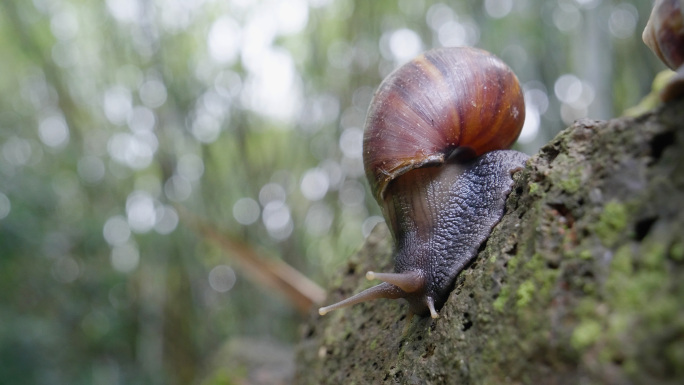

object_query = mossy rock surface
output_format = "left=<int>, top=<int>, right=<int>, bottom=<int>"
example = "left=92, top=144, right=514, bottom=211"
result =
left=295, top=99, right=684, bottom=385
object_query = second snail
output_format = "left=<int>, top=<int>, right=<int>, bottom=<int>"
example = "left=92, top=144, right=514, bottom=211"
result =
left=319, top=47, right=529, bottom=319
left=643, top=0, right=684, bottom=101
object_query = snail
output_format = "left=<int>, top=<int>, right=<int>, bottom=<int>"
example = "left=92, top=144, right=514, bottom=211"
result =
left=319, top=47, right=529, bottom=319
left=643, top=0, right=684, bottom=101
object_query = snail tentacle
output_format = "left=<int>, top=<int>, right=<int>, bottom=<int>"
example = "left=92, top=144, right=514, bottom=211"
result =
left=365, top=271, right=424, bottom=293
left=318, top=282, right=405, bottom=316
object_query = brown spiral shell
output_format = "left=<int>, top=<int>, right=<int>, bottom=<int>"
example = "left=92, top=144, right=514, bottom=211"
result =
left=362, top=47, right=525, bottom=203
left=643, top=0, right=684, bottom=71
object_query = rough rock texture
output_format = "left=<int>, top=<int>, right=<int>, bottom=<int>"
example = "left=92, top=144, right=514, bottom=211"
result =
left=295, top=99, right=684, bottom=384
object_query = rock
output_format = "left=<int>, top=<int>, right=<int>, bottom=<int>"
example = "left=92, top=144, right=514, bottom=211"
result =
left=295, top=99, right=684, bottom=385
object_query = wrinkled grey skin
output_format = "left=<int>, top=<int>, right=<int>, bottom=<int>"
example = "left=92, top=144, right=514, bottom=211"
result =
left=384, top=150, right=530, bottom=315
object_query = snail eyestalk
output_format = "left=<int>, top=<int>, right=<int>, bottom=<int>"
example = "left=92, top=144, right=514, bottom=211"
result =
left=318, top=282, right=405, bottom=316
left=365, top=271, right=424, bottom=293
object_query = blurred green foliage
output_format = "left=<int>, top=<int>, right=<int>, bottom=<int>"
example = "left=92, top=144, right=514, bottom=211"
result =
left=0, top=0, right=664, bottom=383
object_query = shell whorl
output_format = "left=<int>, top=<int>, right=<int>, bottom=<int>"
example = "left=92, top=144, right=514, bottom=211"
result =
left=362, top=47, right=525, bottom=204
left=643, top=0, right=684, bottom=71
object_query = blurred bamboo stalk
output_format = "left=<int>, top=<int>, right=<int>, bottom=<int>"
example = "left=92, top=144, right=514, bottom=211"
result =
left=179, top=207, right=326, bottom=314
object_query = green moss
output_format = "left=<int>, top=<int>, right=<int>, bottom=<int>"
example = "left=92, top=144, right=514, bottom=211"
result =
left=571, top=319, right=602, bottom=350
left=370, top=339, right=377, bottom=350
left=582, top=282, right=597, bottom=295
left=625, top=272, right=665, bottom=309
left=610, top=245, right=633, bottom=275
left=606, top=313, right=630, bottom=339
left=643, top=296, right=679, bottom=328
left=622, top=358, right=639, bottom=376
left=579, top=249, right=593, bottom=260
left=671, top=240, right=684, bottom=261
left=493, top=286, right=509, bottom=312
left=528, top=182, right=539, bottom=195
left=550, top=154, right=584, bottom=193
left=574, top=298, right=598, bottom=318
left=201, top=368, right=241, bottom=385
left=598, top=235, right=682, bottom=377
left=665, top=341, right=684, bottom=375
left=558, top=168, right=583, bottom=193
left=516, top=280, right=535, bottom=307
left=524, top=253, right=560, bottom=298
left=525, top=252, right=544, bottom=270
left=507, top=255, right=519, bottom=272
left=476, top=312, right=492, bottom=325
left=642, top=241, right=666, bottom=269
left=607, top=242, right=670, bottom=313
left=594, top=201, right=629, bottom=245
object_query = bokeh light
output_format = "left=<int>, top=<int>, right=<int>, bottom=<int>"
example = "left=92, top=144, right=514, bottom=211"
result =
left=208, top=16, right=242, bottom=65
left=104, top=86, right=133, bottom=126
left=339, top=127, right=363, bottom=159
left=609, top=3, right=639, bottom=39
left=110, top=241, right=140, bottom=273
left=139, top=79, right=167, bottom=109
left=208, top=265, right=237, bottom=293
left=126, top=191, right=157, bottom=233
left=2, top=137, right=33, bottom=166
left=38, top=115, right=70, bottom=149
left=300, top=168, right=330, bottom=201
left=305, top=202, right=334, bottom=236
left=77, top=155, right=106, bottom=184
left=233, top=197, right=261, bottom=226
left=51, top=256, right=80, bottom=283
left=0, top=192, right=11, bottom=220
left=164, top=175, right=192, bottom=202
left=484, top=0, right=513, bottom=19
left=259, top=182, right=287, bottom=206
left=103, top=215, right=132, bottom=246
left=177, top=154, right=205, bottom=181
left=262, top=200, right=293, bottom=240
left=154, top=205, right=179, bottom=235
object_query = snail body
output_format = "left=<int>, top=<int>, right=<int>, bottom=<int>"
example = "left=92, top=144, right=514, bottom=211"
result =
left=319, top=47, right=528, bottom=318
left=643, top=0, right=684, bottom=101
